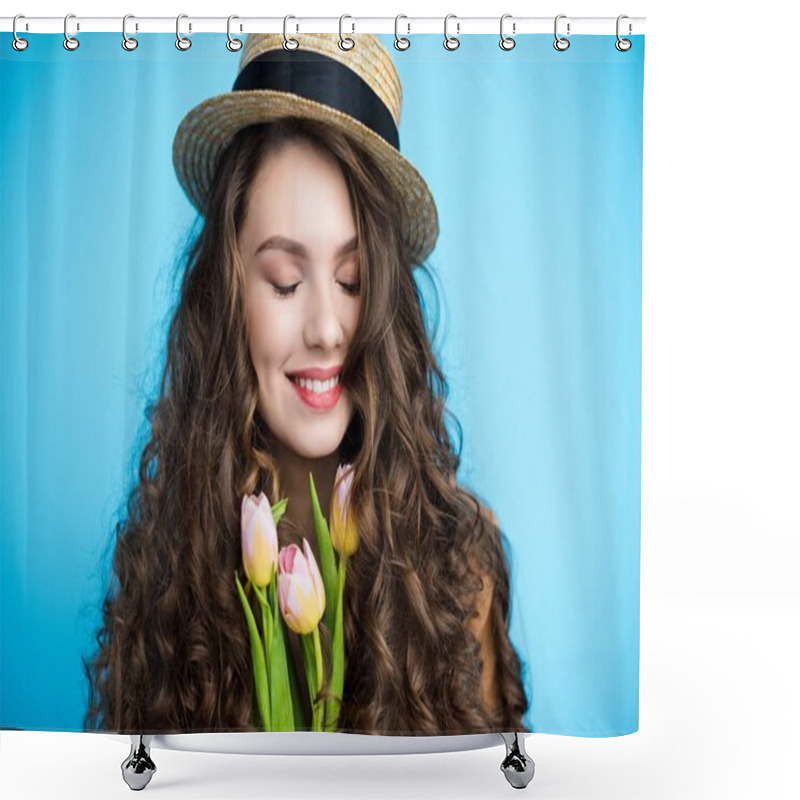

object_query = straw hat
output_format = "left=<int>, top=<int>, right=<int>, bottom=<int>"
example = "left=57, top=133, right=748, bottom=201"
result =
left=173, top=33, right=438, bottom=264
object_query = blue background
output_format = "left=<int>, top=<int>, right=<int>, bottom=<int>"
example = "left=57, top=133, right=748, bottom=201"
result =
left=1, top=32, right=643, bottom=735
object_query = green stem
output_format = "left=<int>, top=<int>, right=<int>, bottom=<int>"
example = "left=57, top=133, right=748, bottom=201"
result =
left=312, top=627, right=323, bottom=731
left=300, top=632, right=317, bottom=732
left=286, top=632, right=307, bottom=729
left=253, top=580, right=272, bottom=675
left=261, top=603, right=272, bottom=677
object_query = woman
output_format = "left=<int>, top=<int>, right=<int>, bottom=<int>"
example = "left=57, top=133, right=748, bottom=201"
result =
left=84, top=33, right=529, bottom=736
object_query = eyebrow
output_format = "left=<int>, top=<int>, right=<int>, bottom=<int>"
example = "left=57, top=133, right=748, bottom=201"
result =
left=253, top=235, right=358, bottom=262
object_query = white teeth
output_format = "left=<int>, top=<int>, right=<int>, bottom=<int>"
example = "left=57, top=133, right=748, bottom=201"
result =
left=291, top=375, right=340, bottom=393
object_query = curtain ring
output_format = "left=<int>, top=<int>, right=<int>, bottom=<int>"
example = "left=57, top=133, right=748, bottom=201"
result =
left=616, top=15, right=632, bottom=51
left=64, top=13, right=80, bottom=51
left=394, top=15, right=410, bottom=51
left=12, top=14, right=29, bottom=51
left=122, top=14, right=138, bottom=51
left=339, top=14, right=355, bottom=50
left=176, top=14, right=191, bottom=51
left=283, top=15, right=299, bottom=51
left=499, top=14, right=516, bottom=51
left=553, top=14, right=570, bottom=51
left=227, top=15, right=243, bottom=52
left=444, top=14, right=460, bottom=51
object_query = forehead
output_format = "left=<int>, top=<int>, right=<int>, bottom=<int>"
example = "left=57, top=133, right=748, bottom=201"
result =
left=239, top=140, right=357, bottom=259
left=248, top=140, right=349, bottom=208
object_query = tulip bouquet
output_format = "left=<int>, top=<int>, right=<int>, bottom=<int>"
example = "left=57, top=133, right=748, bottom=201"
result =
left=234, top=463, right=358, bottom=732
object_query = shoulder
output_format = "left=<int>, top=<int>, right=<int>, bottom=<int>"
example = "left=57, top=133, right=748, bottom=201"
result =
left=448, top=474, right=499, bottom=533
left=467, top=500, right=500, bottom=624
left=447, top=479, right=501, bottom=611
left=468, top=564, right=494, bottom=631
left=465, top=512, right=500, bottom=712
left=477, top=501, right=499, bottom=530
left=468, top=502, right=498, bottom=625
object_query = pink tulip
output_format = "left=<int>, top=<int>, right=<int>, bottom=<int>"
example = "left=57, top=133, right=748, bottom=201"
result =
left=330, top=463, right=359, bottom=557
left=241, top=492, right=279, bottom=588
left=278, top=540, right=326, bottom=635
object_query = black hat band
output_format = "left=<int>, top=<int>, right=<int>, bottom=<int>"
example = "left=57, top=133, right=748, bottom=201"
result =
left=232, top=50, right=400, bottom=150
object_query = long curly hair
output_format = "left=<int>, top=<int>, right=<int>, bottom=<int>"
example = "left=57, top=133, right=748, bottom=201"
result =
left=83, top=117, right=529, bottom=735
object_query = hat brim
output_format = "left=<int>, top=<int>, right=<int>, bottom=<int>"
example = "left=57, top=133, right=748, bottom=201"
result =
left=172, top=89, right=439, bottom=265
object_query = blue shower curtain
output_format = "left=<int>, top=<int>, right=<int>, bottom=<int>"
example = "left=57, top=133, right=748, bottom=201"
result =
left=1, top=31, right=643, bottom=735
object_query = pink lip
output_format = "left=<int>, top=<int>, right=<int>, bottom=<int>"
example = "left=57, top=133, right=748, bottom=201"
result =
left=288, top=374, right=342, bottom=410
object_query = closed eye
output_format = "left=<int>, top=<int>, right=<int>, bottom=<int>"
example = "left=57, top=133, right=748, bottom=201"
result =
left=271, top=281, right=361, bottom=298
left=340, top=281, right=361, bottom=296
left=272, top=282, right=301, bottom=297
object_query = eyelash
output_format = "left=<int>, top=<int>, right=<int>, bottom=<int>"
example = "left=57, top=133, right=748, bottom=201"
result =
left=272, top=281, right=361, bottom=298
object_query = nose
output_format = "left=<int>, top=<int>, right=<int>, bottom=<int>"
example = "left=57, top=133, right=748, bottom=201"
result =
left=303, top=278, right=345, bottom=352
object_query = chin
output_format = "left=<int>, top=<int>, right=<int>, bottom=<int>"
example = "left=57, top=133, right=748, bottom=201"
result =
left=278, top=419, right=347, bottom=460
left=261, top=392, right=353, bottom=460
left=288, top=437, right=343, bottom=460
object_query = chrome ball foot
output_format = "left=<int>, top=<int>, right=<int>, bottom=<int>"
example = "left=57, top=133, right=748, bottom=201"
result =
left=121, top=734, right=156, bottom=790
left=499, top=732, right=535, bottom=789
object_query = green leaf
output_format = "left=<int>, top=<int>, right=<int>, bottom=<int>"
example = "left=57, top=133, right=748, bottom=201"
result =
left=325, top=557, right=347, bottom=731
left=235, top=571, right=271, bottom=731
left=269, top=577, right=295, bottom=731
left=309, top=471, right=337, bottom=634
left=272, top=497, right=289, bottom=527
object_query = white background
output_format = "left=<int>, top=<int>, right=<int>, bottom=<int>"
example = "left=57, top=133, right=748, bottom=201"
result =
left=2, top=1, right=798, bottom=798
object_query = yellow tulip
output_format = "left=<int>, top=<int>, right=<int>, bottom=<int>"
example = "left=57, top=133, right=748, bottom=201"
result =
left=330, top=463, right=359, bottom=557
left=241, top=492, right=279, bottom=588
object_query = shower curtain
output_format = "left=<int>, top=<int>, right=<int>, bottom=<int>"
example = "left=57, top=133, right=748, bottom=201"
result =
left=0, top=29, right=644, bottom=737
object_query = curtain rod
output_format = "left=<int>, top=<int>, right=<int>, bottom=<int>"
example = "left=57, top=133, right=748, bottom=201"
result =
left=1, top=16, right=646, bottom=36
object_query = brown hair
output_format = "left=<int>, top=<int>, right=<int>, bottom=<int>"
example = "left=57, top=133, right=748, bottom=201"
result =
left=83, top=118, right=529, bottom=735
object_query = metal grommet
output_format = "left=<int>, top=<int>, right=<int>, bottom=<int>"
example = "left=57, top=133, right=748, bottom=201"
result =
left=553, top=14, right=570, bottom=51
left=339, top=14, right=355, bottom=50
left=283, top=15, right=299, bottom=51
left=227, top=15, right=243, bottom=51
left=394, top=14, right=410, bottom=51
left=12, top=14, right=29, bottom=51
left=64, top=13, right=80, bottom=51
left=444, top=14, right=460, bottom=51
left=176, top=14, right=191, bottom=51
left=499, top=14, right=516, bottom=51
left=122, top=14, right=138, bottom=51
left=615, top=14, right=632, bottom=51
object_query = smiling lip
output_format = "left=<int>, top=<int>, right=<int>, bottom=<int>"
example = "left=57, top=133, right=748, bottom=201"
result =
left=287, top=365, right=343, bottom=411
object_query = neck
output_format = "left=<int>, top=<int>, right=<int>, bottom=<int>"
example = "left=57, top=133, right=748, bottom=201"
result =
left=271, top=438, right=341, bottom=548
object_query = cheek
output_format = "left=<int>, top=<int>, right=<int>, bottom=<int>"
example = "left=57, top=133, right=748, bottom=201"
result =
left=247, top=299, right=278, bottom=369
left=346, top=296, right=362, bottom=336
